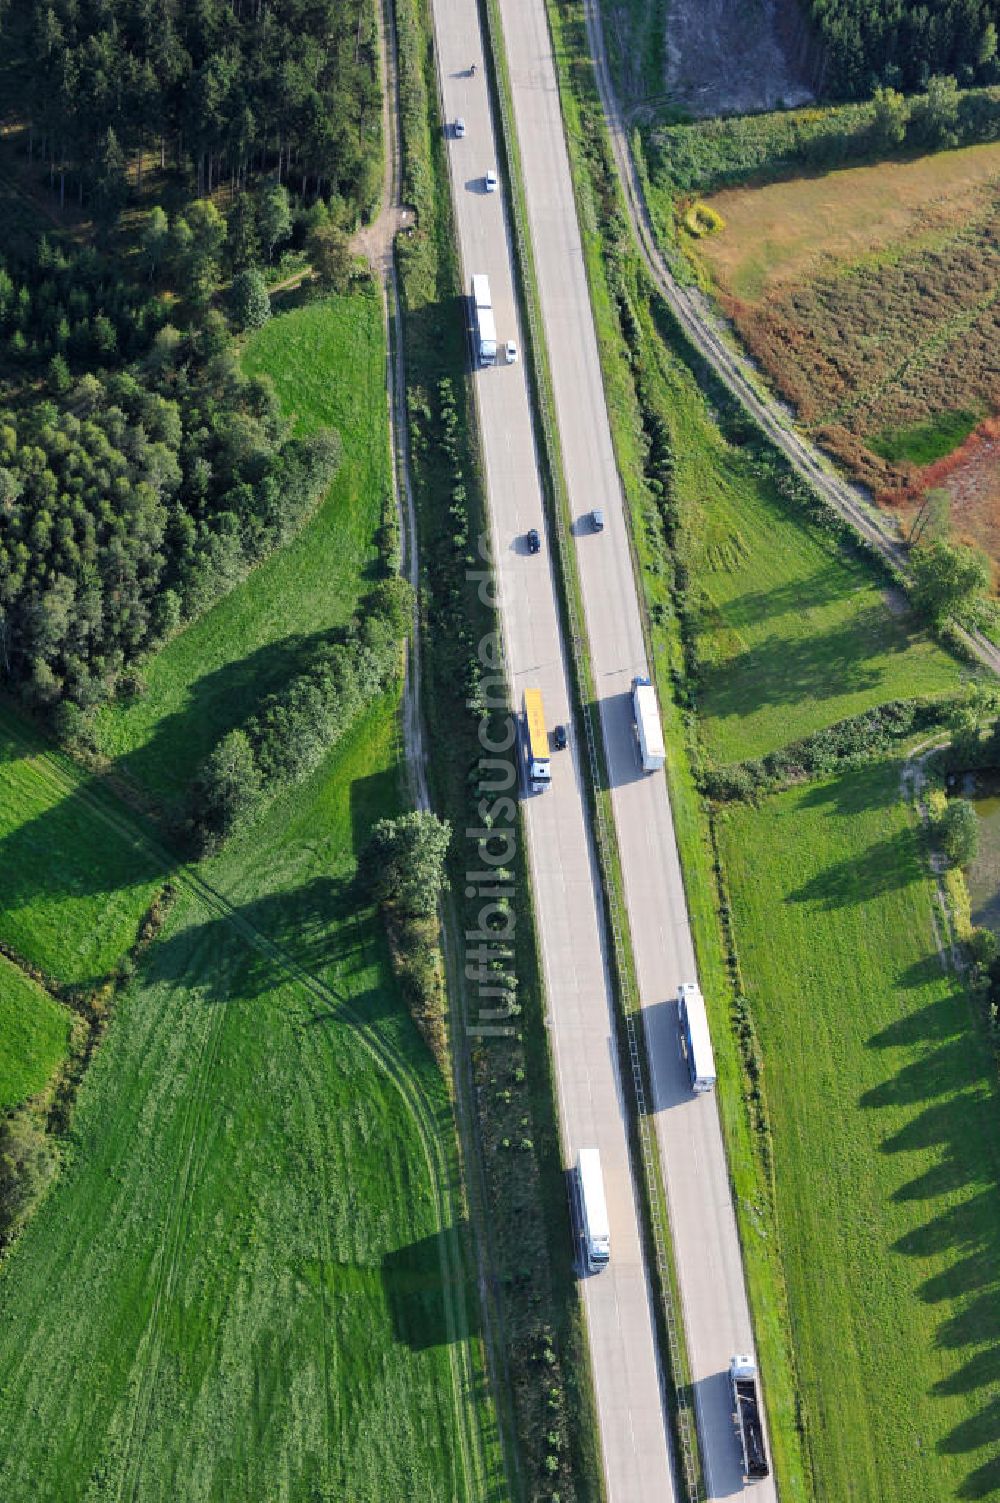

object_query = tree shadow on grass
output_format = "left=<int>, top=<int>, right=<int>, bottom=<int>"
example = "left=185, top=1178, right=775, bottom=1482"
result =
left=867, top=988, right=961, bottom=1052
left=860, top=1040, right=987, bottom=1114
left=152, top=875, right=398, bottom=1028
left=0, top=750, right=171, bottom=991
left=701, top=609, right=901, bottom=725
left=114, top=630, right=332, bottom=811
left=795, top=762, right=904, bottom=817
left=714, top=559, right=870, bottom=634
left=788, top=826, right=918, bottom=909
left=865, top=999, right=1000, bottom=1493
left=957, top=1451, right=1000, bottom=1499
left=381, top=1225, right=477, bottom=1352
left=381, top=1228, right=509, bottom=1503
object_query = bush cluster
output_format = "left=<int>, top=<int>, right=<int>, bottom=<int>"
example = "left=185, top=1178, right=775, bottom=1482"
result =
left=649, top=83, right=1000, bottom=200
left=0, top=1110, right=56, bottom=1249
left=362, top=811, right=452, bottom=1067
left=188, top=580, right=411, bottom=851
left=705, top=698, right=950, bottom=802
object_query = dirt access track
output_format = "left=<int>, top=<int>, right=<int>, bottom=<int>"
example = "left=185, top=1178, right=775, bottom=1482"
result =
left=665, top=0, right=817, bottom=117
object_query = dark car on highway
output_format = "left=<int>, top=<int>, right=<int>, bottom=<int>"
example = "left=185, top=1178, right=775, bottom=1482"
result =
left=554, top=724, right=568, bottom=750
left=526, top=528, right=541, bottom=553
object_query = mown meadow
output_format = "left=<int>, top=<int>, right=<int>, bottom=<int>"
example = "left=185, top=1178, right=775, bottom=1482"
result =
left=719, top=765, right=1000, bottom=1503
left=91, top=290, right=390, bottom=806
left=0, top=702, right=163, bottom=986
left=0, top=291, right=501, bottom=1501
left=0, top=956, right=70, bottom=1111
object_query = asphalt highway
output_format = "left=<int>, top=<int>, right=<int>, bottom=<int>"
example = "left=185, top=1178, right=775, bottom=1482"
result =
left=424, top=2, right=676, bottom=1499
left=497, top=0, right=779, bottom=1496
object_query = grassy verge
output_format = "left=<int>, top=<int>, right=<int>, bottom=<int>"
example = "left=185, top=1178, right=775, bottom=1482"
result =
left=393, top=0, right=603, bottom=1490
left=0, top=957, right=71, bottom=1111
left=718, top=761, right=1000, bottom=1503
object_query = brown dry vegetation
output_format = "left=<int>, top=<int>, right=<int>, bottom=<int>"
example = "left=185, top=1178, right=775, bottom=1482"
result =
left=697, top=141, right=1000, bottom=299
left=723, top=208, right=1000, bottom=491
left=690, top=146, right=1000, bottom=557
left=890, top=420, right=1000, bottom=564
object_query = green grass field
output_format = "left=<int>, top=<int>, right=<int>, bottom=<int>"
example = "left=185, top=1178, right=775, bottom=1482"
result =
left=719, top=762, right=1000, bottom=1503
left=92, top=290, right=389, bottom=806
left=0, top=703, right=163, bottom=985
left=651, top=323, right=966, bottom=765
left=0, top=956, right=71, bottom=1110
left=0, top=704, right=494, bottom=1502
left=0, top=289, right=501, bottom=1500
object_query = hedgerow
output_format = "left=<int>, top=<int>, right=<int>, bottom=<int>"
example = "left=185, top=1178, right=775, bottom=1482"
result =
left=704, top=698, right=952, bottom=802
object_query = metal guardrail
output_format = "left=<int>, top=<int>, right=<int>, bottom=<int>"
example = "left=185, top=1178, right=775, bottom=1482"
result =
left=481, top=7, right=702, bottom=1499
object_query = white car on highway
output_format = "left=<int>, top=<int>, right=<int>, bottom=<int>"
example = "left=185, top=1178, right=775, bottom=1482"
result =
left=484, top=168, right=498, bottom=192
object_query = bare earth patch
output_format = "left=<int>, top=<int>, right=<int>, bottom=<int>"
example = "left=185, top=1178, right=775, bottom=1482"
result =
left=941, top=426, right=1000, bottom=570
left=665, top=0, right=815, bottom=118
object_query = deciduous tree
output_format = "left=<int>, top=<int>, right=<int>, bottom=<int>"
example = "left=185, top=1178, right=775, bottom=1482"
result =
left=910, top=539, right=989, bottom=624
left=307, top=222, right=353, bottom=293
left=362, top=811, right=452, bottom=917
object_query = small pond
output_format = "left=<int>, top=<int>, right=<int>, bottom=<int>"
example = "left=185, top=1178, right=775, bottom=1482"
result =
left=965, top=771, right=1000, bottom=934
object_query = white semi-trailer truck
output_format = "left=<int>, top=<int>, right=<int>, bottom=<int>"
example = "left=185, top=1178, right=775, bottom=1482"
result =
left=471, top=274, right=497, bottom=365
left=577, top=1148, right=610, bottom=1271
left=631, top=676, right=665, bottom=772
left=730, top=1355, right=770, bottom=1482
left=677, top=982, right=717, bottom=1093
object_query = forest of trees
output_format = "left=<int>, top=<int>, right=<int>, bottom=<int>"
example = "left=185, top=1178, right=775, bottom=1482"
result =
left=807, top=0, right=1000, bottom=97
left=0, top=329, right=340, bottom=720
left=0, top=0, right=382, bottom=726
left=12, top=0, right=381, bottom=210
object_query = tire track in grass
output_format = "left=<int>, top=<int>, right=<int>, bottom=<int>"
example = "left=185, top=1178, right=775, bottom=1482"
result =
left=4, top=728, right=488, bottom=1500
left=117, top=926, right=229, bottom=1503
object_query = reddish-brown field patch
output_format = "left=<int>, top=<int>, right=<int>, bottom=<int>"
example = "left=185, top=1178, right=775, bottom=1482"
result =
left=884, top=420, right=1000, bottom=584
left=689, top=147, right=1000, bottom=565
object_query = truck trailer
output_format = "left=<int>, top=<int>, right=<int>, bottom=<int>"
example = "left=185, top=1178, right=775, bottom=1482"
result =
left=730, top=1355, right=769, bottom=1482
left=631, top=676, right=665, bottom=773
left=522, top=688, right=551, bottom=792
left=577, top=1148, right=610, bottom=1271
left=677, top=982, right=717, bottom=1093
left=471, top=274, right=497, bottom=365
